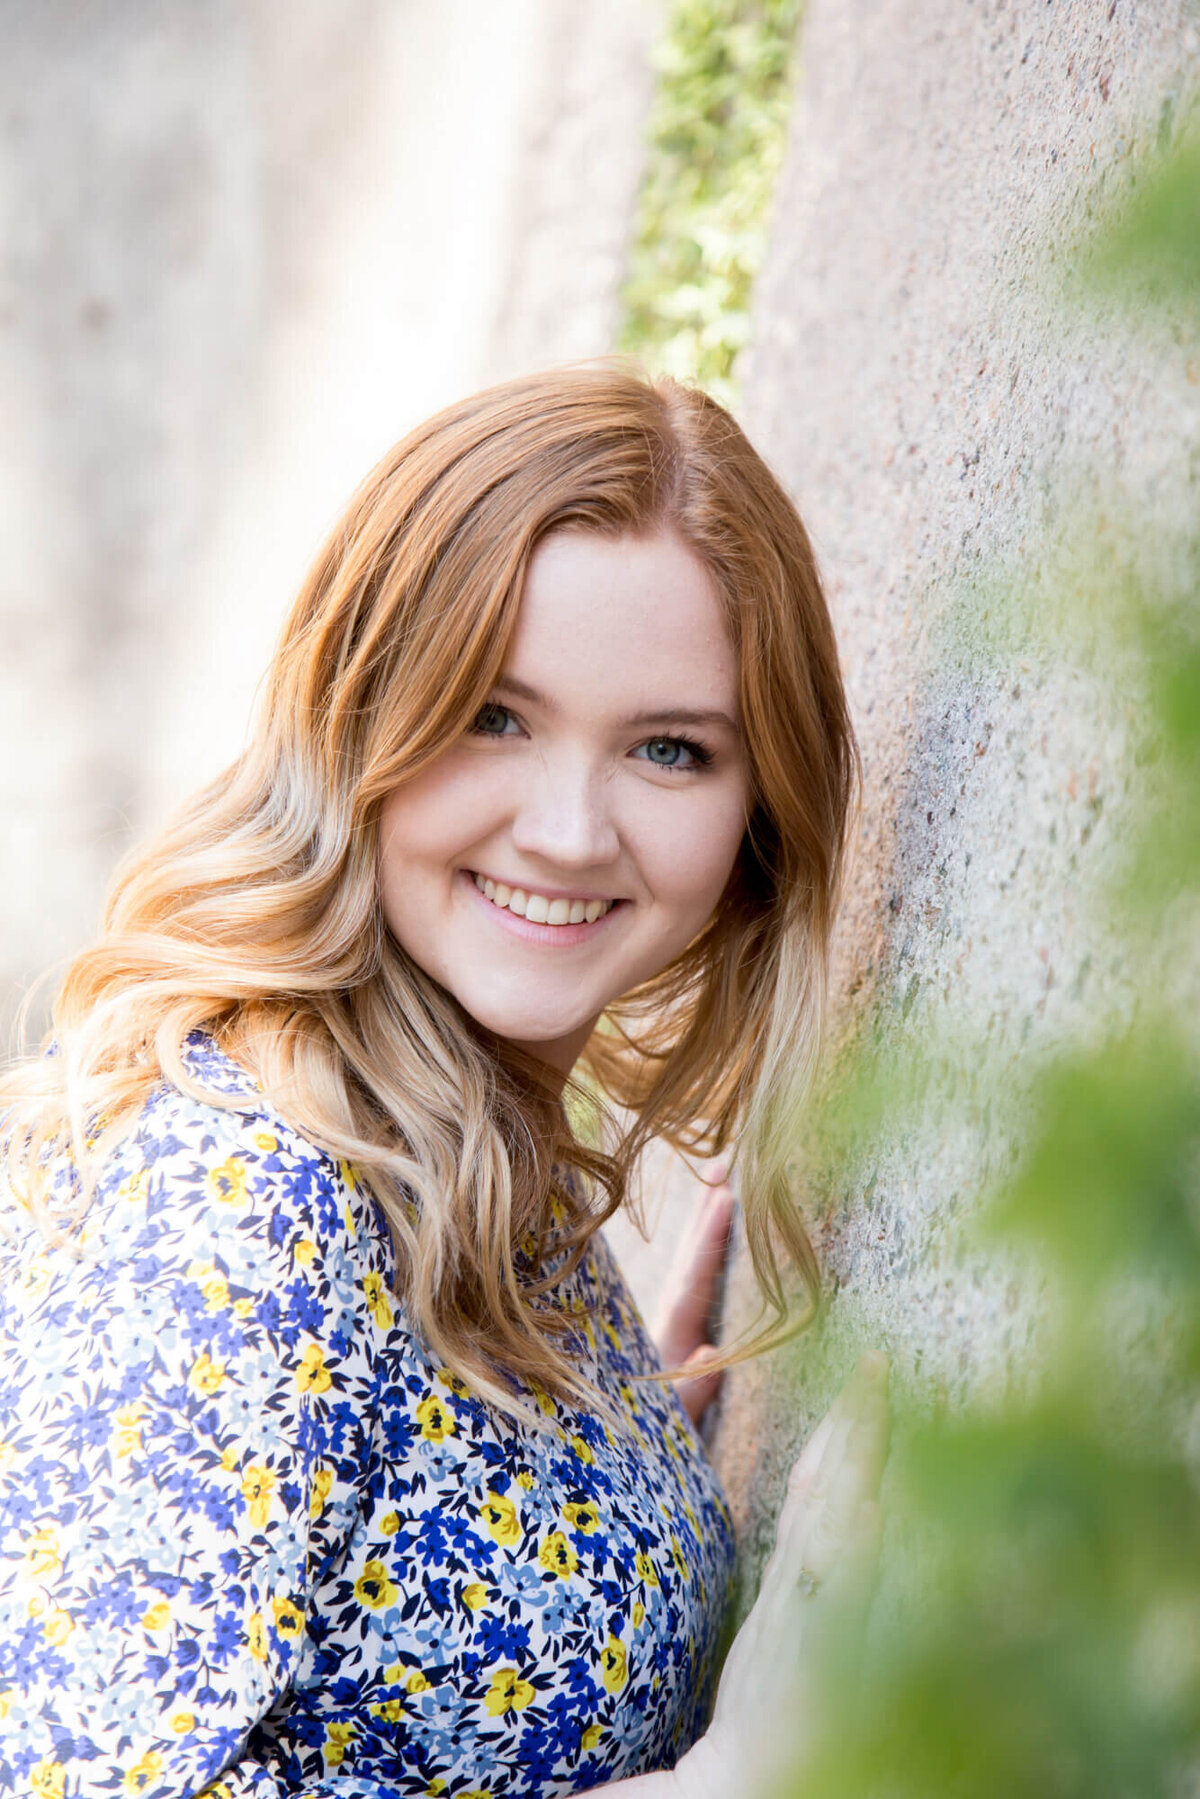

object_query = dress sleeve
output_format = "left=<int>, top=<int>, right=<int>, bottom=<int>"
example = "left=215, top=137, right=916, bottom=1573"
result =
left=0, top=1086, right=393, bottom=1799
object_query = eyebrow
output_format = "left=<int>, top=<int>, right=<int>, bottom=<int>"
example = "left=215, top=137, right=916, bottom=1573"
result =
left=492, top=675, right=741, bottom=735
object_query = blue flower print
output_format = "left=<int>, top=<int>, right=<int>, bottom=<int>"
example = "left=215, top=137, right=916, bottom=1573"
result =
left=0, top=1035, right=734, bottom=1797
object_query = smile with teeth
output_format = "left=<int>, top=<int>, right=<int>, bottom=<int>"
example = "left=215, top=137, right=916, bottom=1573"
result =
left=472, top=872, right=617, bottom=927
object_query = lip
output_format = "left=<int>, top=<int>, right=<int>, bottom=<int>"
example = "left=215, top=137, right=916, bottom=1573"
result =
left=469, top=871, right=621, bottom=906
left=460, top=869, right=625, bottom=946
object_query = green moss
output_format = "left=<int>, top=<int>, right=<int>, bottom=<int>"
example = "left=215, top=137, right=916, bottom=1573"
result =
left=617, top=0, right=803, bottom=407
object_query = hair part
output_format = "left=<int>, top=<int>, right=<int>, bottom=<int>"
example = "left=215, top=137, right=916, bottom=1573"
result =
left=2, top=363, right=858, bottom=1418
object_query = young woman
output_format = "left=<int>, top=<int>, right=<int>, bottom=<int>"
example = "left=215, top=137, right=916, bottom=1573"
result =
left=0, top=366, right=888, bottom=1799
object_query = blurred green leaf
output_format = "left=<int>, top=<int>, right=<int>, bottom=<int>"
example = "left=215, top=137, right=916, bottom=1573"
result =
left=617, top=0, right=802, bottom=400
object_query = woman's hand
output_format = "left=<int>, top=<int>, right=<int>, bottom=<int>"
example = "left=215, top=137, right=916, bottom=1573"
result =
left=653, top=1161, right=736, bottom=1426
left=673, top=1351, right=891, bottom=1799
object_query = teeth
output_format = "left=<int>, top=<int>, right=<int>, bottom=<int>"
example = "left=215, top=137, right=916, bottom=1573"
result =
left=471, top=872, right=614, bottom=928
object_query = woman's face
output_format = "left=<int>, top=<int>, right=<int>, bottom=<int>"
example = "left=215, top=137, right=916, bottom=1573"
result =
left=377, top=527, right=750, bottom=1074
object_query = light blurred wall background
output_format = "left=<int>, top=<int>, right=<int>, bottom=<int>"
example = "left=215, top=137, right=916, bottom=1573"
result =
left=0, top=0, right=660, bottom=1047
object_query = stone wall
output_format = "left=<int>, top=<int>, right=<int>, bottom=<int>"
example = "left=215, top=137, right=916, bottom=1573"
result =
left=708, top=0, right=1200, bottom=1610
left=0, top=0, right=658, bottom=1045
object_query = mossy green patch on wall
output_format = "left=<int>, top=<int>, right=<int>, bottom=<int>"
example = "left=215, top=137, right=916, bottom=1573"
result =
left=617, top=0, right=802, bottom=407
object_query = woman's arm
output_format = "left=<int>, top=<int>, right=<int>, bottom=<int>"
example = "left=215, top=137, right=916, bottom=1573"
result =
left=0, top=1095, right=384, bottom=1799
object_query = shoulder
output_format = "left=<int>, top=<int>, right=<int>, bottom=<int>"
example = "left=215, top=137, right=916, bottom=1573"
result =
left=7, top=1035, right=396, bottom=1346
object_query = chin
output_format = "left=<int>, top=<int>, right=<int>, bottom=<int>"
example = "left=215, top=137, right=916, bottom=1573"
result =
left=457, top=994, right=591, bottom=1048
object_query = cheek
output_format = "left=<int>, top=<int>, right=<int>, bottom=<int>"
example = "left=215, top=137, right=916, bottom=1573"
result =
left=636, top=786, right=749, bottom=923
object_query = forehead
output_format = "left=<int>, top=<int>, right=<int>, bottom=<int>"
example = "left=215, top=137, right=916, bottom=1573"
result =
left=506, top=529, right=738, bottom=709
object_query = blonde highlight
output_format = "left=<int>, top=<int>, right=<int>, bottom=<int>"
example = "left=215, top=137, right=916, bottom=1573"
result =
left=2, top=364, right=857, bottom=1416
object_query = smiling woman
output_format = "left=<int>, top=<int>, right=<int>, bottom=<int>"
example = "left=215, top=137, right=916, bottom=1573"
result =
left=0, top=367, right=886, bottom=1799
left=378, top=530, right=750, bottom=1074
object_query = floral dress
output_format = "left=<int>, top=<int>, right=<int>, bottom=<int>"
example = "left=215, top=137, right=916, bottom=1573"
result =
left=0, top=1037, right=735, bottom=1799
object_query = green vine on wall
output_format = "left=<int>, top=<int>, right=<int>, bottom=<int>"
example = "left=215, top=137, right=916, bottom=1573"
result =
left=617, top=0, right=802, bottom=408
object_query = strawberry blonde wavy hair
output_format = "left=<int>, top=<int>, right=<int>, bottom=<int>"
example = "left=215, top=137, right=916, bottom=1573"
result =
left=2, top=365, right=857, bottom=1416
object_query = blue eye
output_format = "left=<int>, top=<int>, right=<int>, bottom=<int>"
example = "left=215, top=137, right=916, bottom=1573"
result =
left=471, top=703, right=517, bottom=737
left=635, top=735, right=713, bottom=771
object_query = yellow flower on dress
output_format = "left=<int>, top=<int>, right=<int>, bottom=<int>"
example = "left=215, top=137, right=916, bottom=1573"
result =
left=170, top=1709, right=196, bottom=1734
left=142, top=1601, right=170, bottom=1631
left=370, top=1697, right=407, bottom=1722
left=426, top=1782, right=447, bottom=1797
left=253, top=1131, right=278, bottom=1153
left=204, top=1157, right=249, bottom=1206
left=24, top=1524, right=61, bottom=1580
left=241, top=1464, right=275, bottom=1530
left=30, top=1758, right=65, bottom=1799
left=581, top=1722, right=603, bottom=1751
left=354, top=1559, right=399, bottom=1610
left=529, top=1381, right=557, bottom=1418
left=415, top=1394, right=456, bottom=1442
left=189, top=1352, right=226, bottom=1396
left=405, top=1669, right=431, bottom=1694
left=600, top=1633, right=628, bottom=1694
left=562, top=1500, right=598, bottom=1533
left=362, top=1270, right=394, bottom=1330
left=309, top=1466, right=334, bottom=1520
left=515, top=1470, right=534, bottom=1490
left=484, top=1666, right=535, bottom=1716
left=293, top=1238, right=317, bottom=1267
left=272, top=1595, right=305, bottom=1640
left=461, top=1582, right=489, bottom=1611
left=324, top=1721, right=355, bottom=1766
left=479, top=1492, right=520, bottom=1546
left=246, top=1611, right=267, bottom=1661
left=635, top=1552, right=659, bottom=1588
left=569, top=1435, right=594, bottom=1465
left=220, top=1445, right=239, bottom=1473
left=123, top=1750, right=164, bottom=1794
left=632, top=1601, right=645, bottom=1628
left=113, top=1400, right=147, bottom=1457
left=538, top=1532, right=578, bottom=1579
left=40, top=1604, right=74, bottom=1646
left=671, top=1533, right=690, bottom=1583
left=379, top=1509, right=401, bottom=1536
left=187, top=1262, right=229, bottom=1313
left=296, top=1342, right=332, bottom=1394
left=0, top=1689, right=11, bottom=1718
left=437, top=1366, right=470, bottom=1397
left=117, top=1168, right=150, bottom=1206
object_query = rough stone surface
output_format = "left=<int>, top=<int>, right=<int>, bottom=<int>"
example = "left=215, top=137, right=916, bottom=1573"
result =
left=704, top=0, right=1200, bottom=1618
left=0, top=0, right=659, bottom=1045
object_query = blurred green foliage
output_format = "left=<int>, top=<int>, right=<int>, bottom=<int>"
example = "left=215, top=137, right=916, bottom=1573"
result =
left=784, top=128, right=1200, bottom=1799
left=617, top=0, right=801, bottom=407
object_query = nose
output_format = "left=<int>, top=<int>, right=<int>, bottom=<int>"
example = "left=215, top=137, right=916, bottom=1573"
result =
left=508, top=755, right=621, bottom=871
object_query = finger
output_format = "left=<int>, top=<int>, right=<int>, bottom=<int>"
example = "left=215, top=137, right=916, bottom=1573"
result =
left=674, top=1347, right=724, bottom=1427
left=656, top=1186, right=736, bottom=1363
